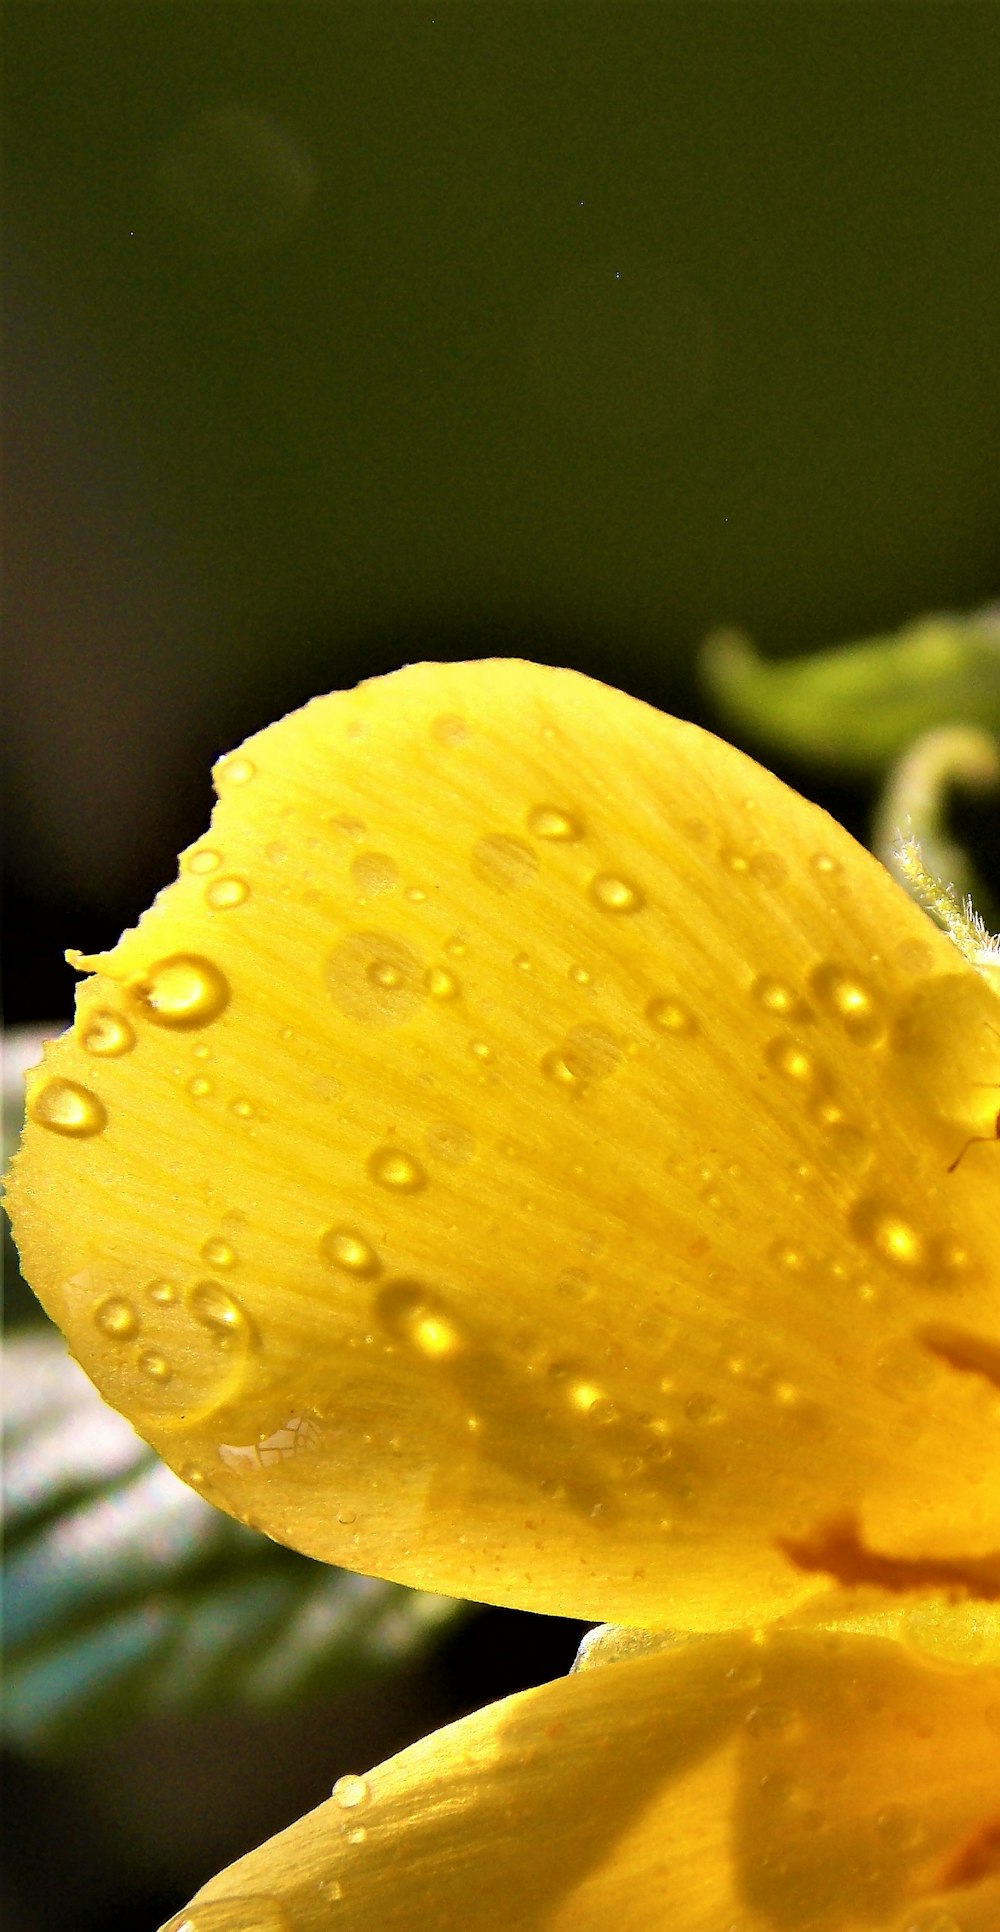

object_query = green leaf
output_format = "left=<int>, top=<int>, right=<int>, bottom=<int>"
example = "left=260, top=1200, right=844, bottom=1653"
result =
left=701, top=605, right=1000, bottom=775
left=2, top=1329, right=470, bottom=1756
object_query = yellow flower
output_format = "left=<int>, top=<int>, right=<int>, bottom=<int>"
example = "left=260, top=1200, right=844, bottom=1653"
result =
left=8, top=659, right=1000, bottom=1932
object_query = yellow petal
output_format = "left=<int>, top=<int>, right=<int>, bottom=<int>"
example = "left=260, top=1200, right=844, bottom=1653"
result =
left=160, top=1611, right=1000, bottom=1932
left=7, top=660, right=1000, bottom=1624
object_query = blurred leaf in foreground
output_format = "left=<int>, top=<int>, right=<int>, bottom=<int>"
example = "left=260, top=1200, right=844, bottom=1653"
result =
left=701, top=603, right=1000, bottom=774
left=2, top=1328, right=469, bottom=1757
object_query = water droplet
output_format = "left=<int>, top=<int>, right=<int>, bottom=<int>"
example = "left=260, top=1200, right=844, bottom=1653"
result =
left=95, top=1295, right=139, bottom=1339
left=720, top=847, right=750, bottom=874
left=138, top=1350, right=172, bottom=1382
left=327, top=930, right=423, bottom=1025
left=569, top=964, right=592, bottom=986
left=850, top=1199, right=926, bottom=1273
left=425, top=1119, right=475, bottom=1164
left=646, top=996, right=698, bottom=1036
left=205, top=876, right=250, bottom=911
left=188, top=1280, right=254, bottom=1344
left=329, top=814, right=366, bottom=841
left=808, top=962, right=885, bottom=1045
left=345, top=1826, right=367, bottom=1845
left=368, top=1147, right=426, bottom=1192
left=810, top=852, right=841, bottom=879
left=559, top=1025, right=622, bottom=1081
left=425, top=966, right=459, bottom=1000
left=764, top=1034, right=824, bottom=1088
left=185, top=847, right=222, bottom=875
left=201, top=1238, right=237, bottom=1269
left=187, top=1076, right=213, bottom=1098
left=513, top=951, right=533, bottom=973
left=751, top=975, right=811, bottom=1022
left=471, top=834, right=538, bottom=891
left=230, top=1097, right=254, bottom=1119
left=131, top=955, right=230, bottom=1030
left=216, top=754, right=256, bottom=788
left=332, top=1773, right=370, bottom=1810
left=469, top=1038, right=494, bottom=1063
left=432, top=712, right=467, bottom=745
left=405, top=885, right=426, bottom=904
left=589, top=873, right=644, bottom=914
left=444, top=934, right=467, bottom=958
left=527, top=805, right=584, bottom=842
left=146, top=1278, right=178, bottom=1304
left=79, top=1009, right=136, bottom=1057
left=321, top=1227, right=381, bottom=1276
left=181, top=1461, right=208, bottom=1489
left=29, top=1077, right=107, bottom=1137
left=377, top=1280, right=464, bottom=1357
left=350, top=851, right=399, bottom=896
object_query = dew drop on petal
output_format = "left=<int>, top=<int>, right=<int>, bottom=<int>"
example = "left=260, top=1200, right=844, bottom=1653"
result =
left=751, top=975, right=811, bottom=1021
left=425, top=966, right=460, bottom=1000
left=205, top=876, right=250, bottom=911
left=350, top=851, right=399, bottom=896
left=646, top=996, right=698, bottom=1036
left=187, top=1280, right=254, bottom=1344
left=188, top=1076, right=213, bottom=1098
left=79, top=1010, right=136, bottom=1057
left=560, top=1025, right=622, bottom=1080
left=138, top=1350, right=172, bottom=1382
left=94, top=1295, right=139, bottom=1340
left=808, top=962, right=885, bottom=1046
left=589, top=873, right=644, bottom=914
left=216, top=754, right=256, bottom=789
left=29, top=1078, right=107, bottom=1137
left=146, top=1278, right=178, bottom=1304
left=471, top=834, right=539, bottom=891
left=368, top=1147, right=427, bottom=1192
left=131, top=955, right=230, bottom=1030
left=332, top=1773, right=370, bottom=1810
left=185, top=848, right=222, bottom=875
left=527, top=804, right=585, bottom=841
left=200, top=1238, right=238, bottom=1269
left=321, top=1227, right=381, bottom=1276
left=327, top=931, right=424, bottom=1025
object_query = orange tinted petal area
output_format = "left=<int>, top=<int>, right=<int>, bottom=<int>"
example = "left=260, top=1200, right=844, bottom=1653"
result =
left=7, top=660, right=1000, bottom=1625
left=161, top=1612, right=1000, bottom=1932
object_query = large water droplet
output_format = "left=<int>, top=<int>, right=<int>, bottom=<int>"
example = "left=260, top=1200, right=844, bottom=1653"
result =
left=79, top=1009, right=136, bottom=1057
left=350, top=851, right=399, bottom=896
left=205, top=876, right=250, bottom=911
left=132, top=955, right=230, bottom=1030
left=29, top=1077, right=107, bottom=1137
left=527, top=804, right=584, bottom=842
left=321, top=1227, right=381, bottom=1276
left=95, top=1295, right=139, bottom=1340
left=332, top=1773, right=370, bottom=1810
left=471, top=834, right=539, bottom=891
left=589, top=872, right=644, bottom=914
left=327, top=930, right=423, bottom=1025
left=368, top=1147, right=427, bottom=1192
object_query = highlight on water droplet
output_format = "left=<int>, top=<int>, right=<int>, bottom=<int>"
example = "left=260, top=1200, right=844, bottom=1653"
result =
left=131, top=955, right=230, bottom=1030
left=527, top=804, right=584, bottom=842
left=321, top=1226, right=381, bottom=1276
left=646, top=996, right=698, bottom=1036
left=368, top=1146, right=427, bottom=1192
left=327, top=930, right=424, bottom=1026
left=95, top=1295, right=139, bottom=1340
left=332, top=1773, right=370, bottom=1810
left=188, top=1279, right=255, bottom=1345
left=29, top=1077, right=107, bottom=1138
left=589, top=872, right=644, bottom=915
left=205, top=876, right=250, bottom=911
left=79, top=1009, right=136, bottom=1057
left=471, top=833, right=539, bottom=891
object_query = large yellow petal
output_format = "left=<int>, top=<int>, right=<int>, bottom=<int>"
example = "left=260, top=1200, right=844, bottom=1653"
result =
left=8, top=660, right=1000, bottom=1625
left=160, top=1610, right=1000, bottom=1932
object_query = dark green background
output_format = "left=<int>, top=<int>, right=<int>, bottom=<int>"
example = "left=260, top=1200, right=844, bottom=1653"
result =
left=3, top=8, right=999, bottom=1929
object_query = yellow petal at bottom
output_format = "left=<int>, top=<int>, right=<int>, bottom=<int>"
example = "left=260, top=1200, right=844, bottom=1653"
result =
left=8, top=660, right=1000, bottom=1627
left=162, top=1608, right=1000, bottom=1932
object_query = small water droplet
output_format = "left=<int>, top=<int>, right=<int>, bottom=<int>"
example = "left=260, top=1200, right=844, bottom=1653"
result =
left=321, top=1227, right=381, bottom=1276
left=205, top=876, right=250, bottom=911
left=589, top=872, right=644, bottom=914
left=527, top=805, right=584, bottom=841
left=425, top=966, right=459, bottom=1000
left=181, top=1461, right=208, bottom=1489
left=29, top=1077, right=107, bottom=1137
left=332, top=1772, right=370, bottom=1809
left=809, top=962, right=885, bottom=1045
left=646, top=996, right=698, bottom=1035
left=216, top=754, right=256, bottom=788
left=188, top=1076, right=213, bottom=1098
left=185, top=847, right=222, bottom=875
left=95, top=1295, right=139, bottom=1340
left=328, top=930, right=423, bottom=1025
left=350, top=851, right=399, bottom=896
left=471, top=834, right=538, bottom=891
left=444, top=934, right=467, bottom=958
left=79, top=1009, right=136, bottom=1057
left=432, top=713, right=467, bottom=745
left=146, top=1278, right=178, bottom=1304
left=751, top=975, right=811, bottom=1022
left=405, top=885, right=426, bottom=903
left=132, top=955, right=230, bottom=1030
left=188, top=1280, right=254, bottom=1344
left=138, top=1350, right=172, bottom=1382
left=201, top=1238, right=237, bottom=1269
left=569, top=964, right=591, bottom=986
left=810, top=852, right=841, bottom=879
left=425, top=1119, right=475, bottom=1164
left=513, top=951, right=533, bottom=973
left=720, top=846, right=750, bottom=875
left=368, top=1147, right=427, bottom=1192
left=764, top=1034, right=824, bottom=1088
left=850, top=1199, right=926, bottom=1273
left=345, top=1826, right=367, bottom=1845
left=230, top=1097, right=254, bottom=1119
left=560, top=1025, right=622, bottom=1080
left=469, top=1038, right=494, bottom=1063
